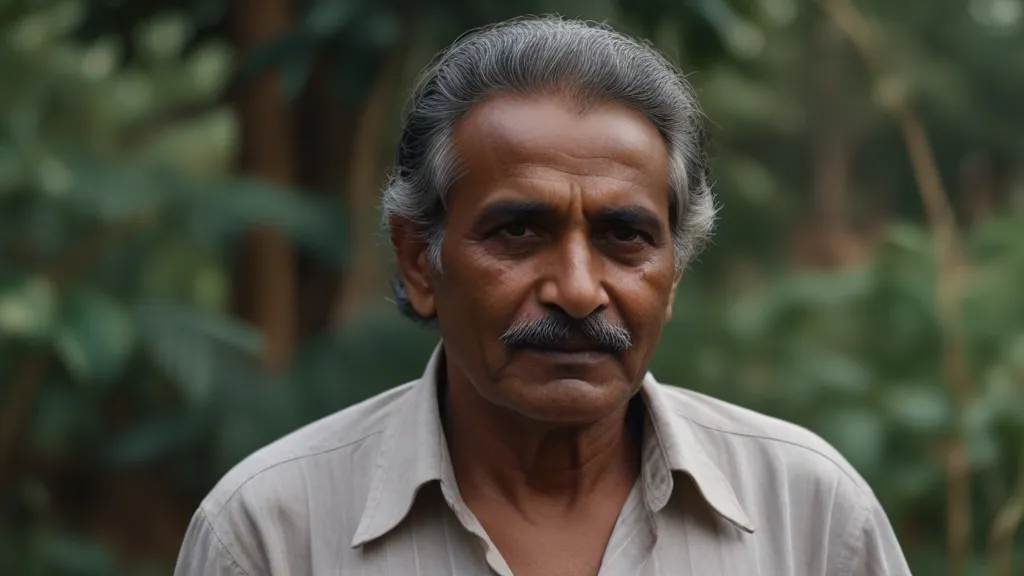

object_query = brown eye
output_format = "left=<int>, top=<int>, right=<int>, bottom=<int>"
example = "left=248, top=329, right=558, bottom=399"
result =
left=610, top=226, right=644, bottom=244
left=500, top=222, right=530, bottom=237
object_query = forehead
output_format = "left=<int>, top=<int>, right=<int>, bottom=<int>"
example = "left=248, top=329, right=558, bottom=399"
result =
left=449, top=92, right=671, bottom=212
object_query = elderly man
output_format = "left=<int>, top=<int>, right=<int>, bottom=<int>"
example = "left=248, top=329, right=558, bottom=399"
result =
left=175, top=16, right=910, bottom=576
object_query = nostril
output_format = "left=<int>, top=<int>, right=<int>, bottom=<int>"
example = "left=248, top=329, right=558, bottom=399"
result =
left=541, top=302, right=607, bottom=321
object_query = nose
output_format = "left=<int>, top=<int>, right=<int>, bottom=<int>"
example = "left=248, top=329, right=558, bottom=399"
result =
left=537, top=231, right=609, bottom=319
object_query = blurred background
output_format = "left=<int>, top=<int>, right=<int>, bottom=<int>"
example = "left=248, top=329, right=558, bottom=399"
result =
left=1, top=0, right=1023, bottom=574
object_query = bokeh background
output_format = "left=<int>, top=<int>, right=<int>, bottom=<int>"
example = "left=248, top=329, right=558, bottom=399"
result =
left=1, top=0, right=1023, bottom=574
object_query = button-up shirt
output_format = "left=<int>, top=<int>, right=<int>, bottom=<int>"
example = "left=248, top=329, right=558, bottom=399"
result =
left=174, top=345, right=911, bottom=575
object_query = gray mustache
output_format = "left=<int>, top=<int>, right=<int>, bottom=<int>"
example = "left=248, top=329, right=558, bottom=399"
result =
left=499, top=312, right=633, bottom=353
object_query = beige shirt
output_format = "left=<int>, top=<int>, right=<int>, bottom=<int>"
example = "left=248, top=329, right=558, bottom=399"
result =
left=174, top=345, right=911, bottom=575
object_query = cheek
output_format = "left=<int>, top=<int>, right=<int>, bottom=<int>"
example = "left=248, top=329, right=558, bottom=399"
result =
left=439, top=243, right=530, bottom=329
left=617, top=263, right=675, bottom=338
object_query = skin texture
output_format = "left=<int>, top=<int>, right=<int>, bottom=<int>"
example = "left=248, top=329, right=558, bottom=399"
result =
left=390, top=92, right=680, bottom=576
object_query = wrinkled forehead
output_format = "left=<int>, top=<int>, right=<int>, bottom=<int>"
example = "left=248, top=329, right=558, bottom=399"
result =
left=450, top=92, right=672, bottom=198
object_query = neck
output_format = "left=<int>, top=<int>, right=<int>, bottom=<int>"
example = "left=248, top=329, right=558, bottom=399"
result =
left=441, top=364, right=642, bottom=515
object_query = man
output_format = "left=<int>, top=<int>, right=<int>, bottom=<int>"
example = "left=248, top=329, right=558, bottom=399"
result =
left=175, top=16, right=910, bottom=576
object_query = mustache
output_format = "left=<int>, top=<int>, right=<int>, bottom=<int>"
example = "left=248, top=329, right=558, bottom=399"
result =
left=499, top=311, right=633, bottom=353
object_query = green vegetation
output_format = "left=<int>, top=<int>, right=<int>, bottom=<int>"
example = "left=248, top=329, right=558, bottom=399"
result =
left=2, top=0, right=1023, bottom=574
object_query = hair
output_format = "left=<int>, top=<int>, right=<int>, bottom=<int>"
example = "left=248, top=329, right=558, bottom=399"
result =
left=381, top=15, right=717, bottom=324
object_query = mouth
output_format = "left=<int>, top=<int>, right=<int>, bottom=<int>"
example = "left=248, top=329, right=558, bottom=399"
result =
left=516, top=341, right=614, bottom=360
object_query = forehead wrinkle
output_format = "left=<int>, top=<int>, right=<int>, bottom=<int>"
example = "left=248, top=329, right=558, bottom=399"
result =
left=499, top=172, right=663, bottom=209
left=504, top=162, right=656, bottom=190
left=497, top=135, right=659, bottom=178
left=455, top=95, right=670, bottom=181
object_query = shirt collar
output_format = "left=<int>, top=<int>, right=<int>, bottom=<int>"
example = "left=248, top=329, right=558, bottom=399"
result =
left=351, top=343, right=754, bottom=547
left=640, top=371, right=755, bottom=533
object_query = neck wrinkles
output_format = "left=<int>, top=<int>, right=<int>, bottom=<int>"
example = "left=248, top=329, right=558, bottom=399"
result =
left=441, top=361, right=643, bottom=514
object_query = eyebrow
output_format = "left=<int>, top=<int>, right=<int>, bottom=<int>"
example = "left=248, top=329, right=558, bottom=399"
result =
left=473, top=200, right=665, bottom=234
left=592, top=205, right=663, bottom=233
left=473, top=200, right=552, bottom=228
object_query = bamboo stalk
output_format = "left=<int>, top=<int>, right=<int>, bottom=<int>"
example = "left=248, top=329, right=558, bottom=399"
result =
left=816, top=1, right=974, bottom=574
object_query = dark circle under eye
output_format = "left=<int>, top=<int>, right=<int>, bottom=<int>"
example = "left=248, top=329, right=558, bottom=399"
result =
left=504, top=222, right=528, bottom=237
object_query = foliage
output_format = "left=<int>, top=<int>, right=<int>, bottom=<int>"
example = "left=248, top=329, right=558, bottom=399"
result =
left=2, top=0, right=1024, bottom=575
left=0, top=3, right=348, bottom=573
left=653, top=205, right=1024, bottom=571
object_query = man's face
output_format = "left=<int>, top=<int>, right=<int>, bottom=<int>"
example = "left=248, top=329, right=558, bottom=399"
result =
left=395, top=92, right=679, bottom=424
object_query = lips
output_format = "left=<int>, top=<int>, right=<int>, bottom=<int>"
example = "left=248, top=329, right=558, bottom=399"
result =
left=545, top=339, right=599, bottom=353
left=521, top=337, right=606, bottom=354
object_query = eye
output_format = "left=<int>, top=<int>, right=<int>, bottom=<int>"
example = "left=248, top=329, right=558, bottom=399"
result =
left=608, top=225, right=651, bottom=245
left=496, top=221, right=532, bottom=238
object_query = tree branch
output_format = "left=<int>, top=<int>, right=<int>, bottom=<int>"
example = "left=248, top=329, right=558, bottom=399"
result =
left=991, top=450, right=1024, bottom=576
left=816, top=0, right=973, bottom=574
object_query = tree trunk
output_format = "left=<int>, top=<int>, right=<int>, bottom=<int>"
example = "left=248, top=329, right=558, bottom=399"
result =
left=230, top=0, right=298, bottom=370
left=959, top=151, right=995, bottom=227
left=294, top=51, right=357, bottom=339
left=332, top=35, right=413, bottom=324
left=790, top=16, right=867, bottom=269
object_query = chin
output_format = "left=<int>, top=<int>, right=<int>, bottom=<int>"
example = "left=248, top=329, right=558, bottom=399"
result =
left=497, top=377, right=633, bottom=425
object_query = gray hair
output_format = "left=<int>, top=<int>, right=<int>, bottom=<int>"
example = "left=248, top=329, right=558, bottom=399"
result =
left=382, top=15, right=717, bottom=323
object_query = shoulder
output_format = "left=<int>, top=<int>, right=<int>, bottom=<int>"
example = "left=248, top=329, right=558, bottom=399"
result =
left=200, top=380, right=416, bottom=521
left=653, top=382, right=910, bottom=574
left=176, top=381, right=420, bottom=574
left=652, top=381, right=885, bottom=547
left=656, top=383, right=870, bottom=491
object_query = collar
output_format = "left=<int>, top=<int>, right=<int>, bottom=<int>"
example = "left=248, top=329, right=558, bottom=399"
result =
left=640, top=371, right=755, bottom=533
left=351, top=343, right=754, bottom=547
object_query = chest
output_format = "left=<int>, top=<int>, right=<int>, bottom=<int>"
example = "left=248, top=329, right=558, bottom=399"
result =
left=471, top=505, right=620, bottom=576
left=328, top=505, right=761, bottom=576
left=270, top=487, right=815, bottom=576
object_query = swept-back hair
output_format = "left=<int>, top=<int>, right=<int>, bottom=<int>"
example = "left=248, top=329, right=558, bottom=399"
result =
left=381, top=16, right=716, bottom=322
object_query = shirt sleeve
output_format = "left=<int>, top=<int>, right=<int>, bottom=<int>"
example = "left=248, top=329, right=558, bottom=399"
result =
left=174, top=507, right=252, bottom=576
left=848, top=491, right=913, bottom=576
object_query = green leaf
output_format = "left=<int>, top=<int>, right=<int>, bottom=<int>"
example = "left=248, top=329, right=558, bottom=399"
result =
left=780, top=266, right=874, bottom=309
left=882, top=384, right=951, bottom=435
left=140, top=236, right=228, bottom=311
left=187, top=178, right=348, bottom=267
left=59, top=155, right=166, bottom=221
left=0, top=141, right=26, bottom=193
left=818, top=407, right=886, bottom=475
left=136, top=11, right=192, bottom=61
left=28, top=379, right=101, bottom=457
left=966, top=424, right=1000, bottom=469
left=292, top=306, right=439, bottom=421
left=104, top=411, right=203, bottom=468
left=302, top=0, right=357, bottom=39
left=885, top=221, right=933, bottom=258
left=1005, top=332, right=1024, bottom=370
left=40, top=532, right=115, bottom=576
left=725, top=288, right=782, bottom=343
left=136, top=300, right=266, bottom=403
left=54, top=290, right=135, bottom=387
left=889, top=462, right=942, bottom=501
left=352, top=10, right=401, bottom=49
left=0, top=275, right=56, bottom=341
left=794, top=346, right=873, bottom=396
left=240, top=28, right=315, bottom=80
left=964, top=394, right=1004, bottom=469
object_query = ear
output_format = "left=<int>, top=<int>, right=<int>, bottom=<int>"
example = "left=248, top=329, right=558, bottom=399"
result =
left=390, top=216, right=438, bottom=319
left=664, top=269, right=683, bottom=323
